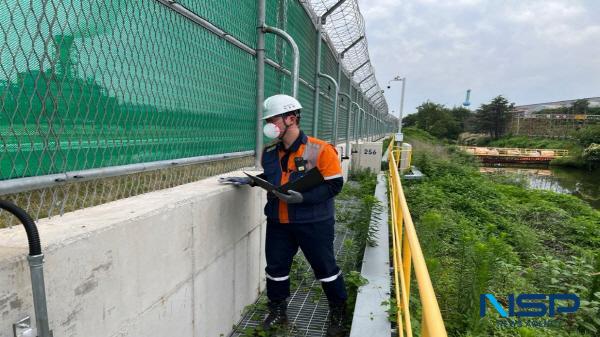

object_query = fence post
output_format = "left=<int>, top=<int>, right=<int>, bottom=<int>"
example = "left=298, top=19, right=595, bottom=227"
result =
left=334, top=60, right=342, bottom=145
left=318, top=73, right=338, bottom=144
left=263, top=26, right=299, bottom=98
left=255, top=0, right=266, bottom=168
left=312, top=20, right=322, bottom=137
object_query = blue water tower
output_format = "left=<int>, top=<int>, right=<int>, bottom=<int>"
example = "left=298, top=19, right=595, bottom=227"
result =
left=463, top=89, right=471, bottom=107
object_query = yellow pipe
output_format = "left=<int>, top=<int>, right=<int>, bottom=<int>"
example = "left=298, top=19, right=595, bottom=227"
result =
left=388, top=178, right=404, bottom=336
left=422, top=315, right=429, bottom=337
left=389, top=152, right=413, bottom=336
left=389, top=144, right=405, bottom=333
left=393, top=193, right=412, bottom=335
left=402, top=233, right=412, bottom=303
left=388, top=144, right=448, bottom=337
left=393, top=171, right=448, bottom=337
left=397, top=224, right=413, bottom=337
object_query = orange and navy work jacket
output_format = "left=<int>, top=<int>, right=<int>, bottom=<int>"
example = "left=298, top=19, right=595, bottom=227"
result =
left=260, top=131, right=344, bottom=224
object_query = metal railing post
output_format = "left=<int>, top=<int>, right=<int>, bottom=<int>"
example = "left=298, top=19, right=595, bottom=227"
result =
left=256, top=0, right=266, bottom=168
left=335, top=61, right=342, bottom=146
left=318, top=73, right=339, bottom=144
left=313, top=20, right=322, bottom=137
left=339, top=91, right=354, bottom=158
left=347, top=87, right=355, bottom=157
left=366, top=108, right=371, bottom=141
left=369, top=108, right=373, bottom=141
left=369, top=105, right=375, bottom=141
left=262, top=26, right=299, bottom=98
left=359, top=107, right=365, bottom=142
left=353, top=88, right=360, bottom=147
left=353, top=105, right=358, bottom=144
left=358, top=96, right=363, bottom=140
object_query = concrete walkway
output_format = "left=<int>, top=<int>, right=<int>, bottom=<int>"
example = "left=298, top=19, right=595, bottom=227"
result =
left=349, top=173, right=391, bottom=337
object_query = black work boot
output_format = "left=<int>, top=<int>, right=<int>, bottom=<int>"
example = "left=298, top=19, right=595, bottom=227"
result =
left=261, top=299, right=288, bottom=332
left=326, top=301, right=348, bottom=337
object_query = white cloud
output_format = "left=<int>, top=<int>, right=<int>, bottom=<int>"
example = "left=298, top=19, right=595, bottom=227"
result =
left=359, top=0, right=600, bottom=115
left=505, top=1, right=584, bottom=24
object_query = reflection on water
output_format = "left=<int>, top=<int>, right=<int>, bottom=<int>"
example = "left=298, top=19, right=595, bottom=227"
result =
left=480, top=166, right=600, bottom=209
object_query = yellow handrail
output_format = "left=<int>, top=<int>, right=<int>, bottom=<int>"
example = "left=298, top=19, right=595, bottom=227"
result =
left=387, top=140, right=448, bottom=337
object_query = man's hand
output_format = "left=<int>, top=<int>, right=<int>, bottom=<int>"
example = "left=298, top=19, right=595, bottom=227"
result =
left=272, top=190, right=303, bottom=204
left=218, top=176, right=253, bottom=186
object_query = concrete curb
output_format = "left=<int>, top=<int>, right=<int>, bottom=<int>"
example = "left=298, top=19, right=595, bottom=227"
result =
left=349, top=173, right=391, bottom=337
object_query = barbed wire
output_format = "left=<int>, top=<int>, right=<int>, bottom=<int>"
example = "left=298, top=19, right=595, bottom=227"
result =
left=305, top=0, right=389, bottom=114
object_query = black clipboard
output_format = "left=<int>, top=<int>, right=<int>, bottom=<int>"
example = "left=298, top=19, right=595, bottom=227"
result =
left=278, top=167, right=324, bottom=193
left=244, top=168, right=324, bottom=194
left=243, top=172, right=277, bottom=193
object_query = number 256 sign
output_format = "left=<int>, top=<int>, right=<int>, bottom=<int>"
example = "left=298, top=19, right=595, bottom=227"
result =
left=363, top=149, right=377, bottom=155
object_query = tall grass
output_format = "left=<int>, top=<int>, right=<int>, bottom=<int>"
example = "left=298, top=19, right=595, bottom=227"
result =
left=404, top=141, right=600, bottom=337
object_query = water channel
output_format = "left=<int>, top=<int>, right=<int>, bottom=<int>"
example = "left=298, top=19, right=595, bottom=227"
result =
left=480, top=165, right=600, bottom=210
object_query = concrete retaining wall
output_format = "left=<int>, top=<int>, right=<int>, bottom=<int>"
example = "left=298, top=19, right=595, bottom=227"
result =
left=0, top=171, right=267, bottom=337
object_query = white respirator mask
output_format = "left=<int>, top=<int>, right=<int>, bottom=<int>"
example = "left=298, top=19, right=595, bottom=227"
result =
left=263, top=123, right=282, bottom=139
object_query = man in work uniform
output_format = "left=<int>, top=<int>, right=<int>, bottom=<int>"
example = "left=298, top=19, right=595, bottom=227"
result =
left=222, top=94, right=348, bottom=337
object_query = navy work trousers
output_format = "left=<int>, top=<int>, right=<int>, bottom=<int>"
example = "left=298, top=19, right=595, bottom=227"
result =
left=265, top=217, right=348, bottom=304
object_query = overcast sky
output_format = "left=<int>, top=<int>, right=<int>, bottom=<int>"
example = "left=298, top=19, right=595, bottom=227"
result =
left=359, top=0, right=600, bottom=117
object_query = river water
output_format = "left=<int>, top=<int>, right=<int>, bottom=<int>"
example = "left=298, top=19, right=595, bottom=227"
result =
left=480, top=166, right=600, bottom=210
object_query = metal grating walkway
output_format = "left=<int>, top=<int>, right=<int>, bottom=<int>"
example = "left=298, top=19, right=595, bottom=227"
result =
left=229, top=187, right=360, bottom=337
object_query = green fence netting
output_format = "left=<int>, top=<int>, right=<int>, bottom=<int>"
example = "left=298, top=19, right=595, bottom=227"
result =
left=0, top=0, right=256, bottom=180
left=0, top=0, right=391, bottom=183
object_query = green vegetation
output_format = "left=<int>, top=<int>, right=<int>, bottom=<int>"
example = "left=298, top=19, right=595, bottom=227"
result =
left=482, top=136, right=581, bottom=150
left=472, top=96, right=515, bottom=140
left=402, top=138, right=600, bottom=337
left=583, top=144, right=600, bottom=166
left=402, top=95, right=516, bottom=141
left=402, top=127, right=441, bottom=143
left=338, top=170, right=380, bottom=314
left=401, top=94, right=600, bottom=170
left=402, top=102, right=472, bottom=141
left=533, top=99, right=600, bottom=116
left=476, top=124, right=600, bottom=170
left=576, top=125, right=600, bottom=170
left=404, top=96, right=600, bottom=149
left=575, top=125, right=600, bottom=148
left=403, top=95, right=600, bottom=169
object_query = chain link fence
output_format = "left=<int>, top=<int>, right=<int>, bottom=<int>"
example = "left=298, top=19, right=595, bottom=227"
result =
left=0, top=0, right=397, bottom=227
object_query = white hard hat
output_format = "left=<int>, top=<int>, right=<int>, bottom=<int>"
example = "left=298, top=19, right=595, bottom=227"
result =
left=262, top=94, right=302, bottom=120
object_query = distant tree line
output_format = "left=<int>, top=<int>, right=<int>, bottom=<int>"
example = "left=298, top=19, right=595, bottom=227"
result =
left=403, top=95, right=515, bottom=140
left=403, top=96, right=600, bottom=169
left=533, top=99, right=600, bottom=115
